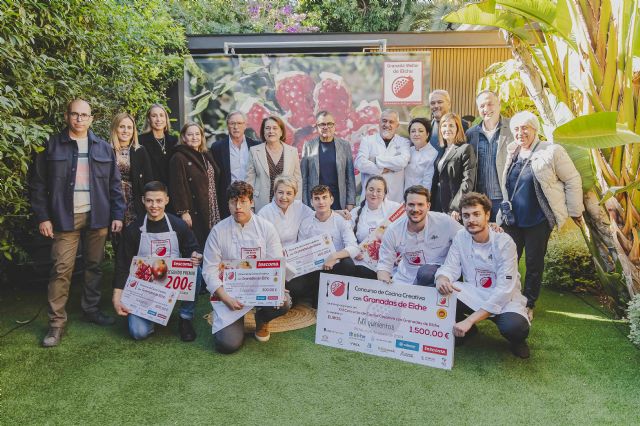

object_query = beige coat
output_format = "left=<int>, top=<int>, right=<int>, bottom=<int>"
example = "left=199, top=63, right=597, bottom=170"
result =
left=246, top=142, right=302, bottom=212
left=501, top=141, right=584, bottom=229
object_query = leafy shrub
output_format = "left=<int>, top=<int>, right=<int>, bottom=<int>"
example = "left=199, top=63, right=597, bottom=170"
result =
left=628, top=294, right=640, bottom=348
left=0, top=0, right=185, bottom=267
left=543, top=228, right=600, bottom=293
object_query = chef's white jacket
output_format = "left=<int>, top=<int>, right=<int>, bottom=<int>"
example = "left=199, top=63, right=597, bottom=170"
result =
left=298, top=212, right=359, bottom=258
left=257, top=199, right=314, bottom=247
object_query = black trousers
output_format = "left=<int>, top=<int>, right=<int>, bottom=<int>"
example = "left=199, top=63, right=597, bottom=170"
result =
left=286, top=257, right=357, bottom=308
left=424, top=281, right=529, bottom=344
left=504, top=220, right=552, bottom=308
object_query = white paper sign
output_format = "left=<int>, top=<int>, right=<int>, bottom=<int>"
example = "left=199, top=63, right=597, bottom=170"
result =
left=383, top=61, right=423, bottom=105
left=315, top=274, right=456, bottom=370
left=284, top=233, right=335, bottom=278
left=121, top=277, right=179, bottom=326
left=129, top=256, right=198, bottom=301
left=218, top=258, right=285, bottom=307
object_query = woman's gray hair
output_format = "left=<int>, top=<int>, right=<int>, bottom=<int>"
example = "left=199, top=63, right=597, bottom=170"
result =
left=273, top=175, right=299, bottom=195
left=510, top=111, right=540, bottom=134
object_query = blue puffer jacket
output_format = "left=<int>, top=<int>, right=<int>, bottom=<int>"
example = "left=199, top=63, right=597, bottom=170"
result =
left=30, top=128, right=125, bottom=231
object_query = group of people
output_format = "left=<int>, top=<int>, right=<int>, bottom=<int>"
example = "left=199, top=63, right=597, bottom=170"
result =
left=29, top=89, right=585, bottom=360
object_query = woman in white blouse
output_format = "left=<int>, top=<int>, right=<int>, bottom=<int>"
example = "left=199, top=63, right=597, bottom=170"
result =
left=404, top=117, right=438, bottom=191
left=246, top=116, right=302, bottom=212
left=351, top=176, right=402, bottom=279
left=257, top=175, right=314, bottom=247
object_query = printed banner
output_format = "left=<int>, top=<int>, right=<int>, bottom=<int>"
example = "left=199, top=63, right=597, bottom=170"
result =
left=357, top=204, right=406, bottom=270
left=219, top=258, right=285, bottom=307
left=121, top=277, right=179, bottom=326
left=129, top=256, right=198, bottom=301
left=315, top=274, right=456, bottom=370
left=284, top=233, right=336, bottom=278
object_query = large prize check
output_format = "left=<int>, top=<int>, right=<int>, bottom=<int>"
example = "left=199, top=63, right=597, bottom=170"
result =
left=315, top=273, right=457, bottom=370
left=356, top=204, right=405, bottom=270
left=220, top=258, right=285, bottom=307
left=283, top=233, right=335, bottom=278
left=129, top=256, right=198, bottom=301
left=121, top=277, right=179, bottom=326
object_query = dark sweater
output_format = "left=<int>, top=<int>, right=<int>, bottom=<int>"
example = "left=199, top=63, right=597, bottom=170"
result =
left=139, top=132, right=178, bottom=186
left=114, top=213, right=199, bottom=289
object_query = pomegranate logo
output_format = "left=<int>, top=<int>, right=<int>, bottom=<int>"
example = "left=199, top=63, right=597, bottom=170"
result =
left=330, top=281, right=346, bottom=297
left=129, top=281, right=137, bottom=288
left=480, top=277, right=493, bottom=288
left=226, top=271, right=235, bottom=281
left=391, top=76, right=414, bottom=98
left=155, top=246, right=167, bottom=256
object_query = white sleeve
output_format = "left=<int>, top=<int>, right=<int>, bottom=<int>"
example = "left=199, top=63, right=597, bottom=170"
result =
left=202, top=226, right=223, bottom=294
left=481, top=235, right=520, bottom=314
left=375, top=138, right=411, bottom=171
left=377, top=226, right=397, bottom=273
left=355, top=138, right=384, bottom=175
left=297, top=216, right=312, bottom=243
left=339, top=217, right=359, bottom=258
left=264, top=221, right=284, bottom=258
left=422, top=151, right=436, bottom=191
left=435, top=233, right=463, bottom=282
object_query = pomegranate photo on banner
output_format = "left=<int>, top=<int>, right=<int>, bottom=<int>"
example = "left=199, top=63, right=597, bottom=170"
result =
left=184, top=53, right=431, bottom=168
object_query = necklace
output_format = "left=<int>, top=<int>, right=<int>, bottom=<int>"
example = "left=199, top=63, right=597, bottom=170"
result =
left=154, top=137, right=166, bottom=155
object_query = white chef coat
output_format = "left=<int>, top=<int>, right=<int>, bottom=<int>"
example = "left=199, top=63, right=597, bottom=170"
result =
left=350, top=199, right=402, bottom=243
left=435, top=228, right=529, bottom=320
left=229, top=137, right=249, bottom=182
left=298, top=212, right=359, bottom=258
left=257, top=199, right=314, bottom=247
left=355, top=133, right=410, bottom=203
left=378, top=212, right=462, bottom=285
left=404, top=144, right=438, bottom=191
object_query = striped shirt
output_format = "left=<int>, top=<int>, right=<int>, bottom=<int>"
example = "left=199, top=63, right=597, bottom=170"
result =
left=73, top=137, right=91, bottom=213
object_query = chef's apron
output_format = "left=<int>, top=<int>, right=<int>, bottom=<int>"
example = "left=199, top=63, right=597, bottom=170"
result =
left=137, top=214, right=180, bottom=258
left=456, top=238, right=529, bottom=322
left=212, top=230, right=265, bottom=333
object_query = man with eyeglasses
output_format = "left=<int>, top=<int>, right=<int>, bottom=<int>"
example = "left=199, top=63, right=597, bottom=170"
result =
left=30, top=98, right=125, bottom=347
left=355, top=109, right=410, bottom=203
left=300, top=111, right=356, bottom=211
left=211, top=111, right=261, bottom=218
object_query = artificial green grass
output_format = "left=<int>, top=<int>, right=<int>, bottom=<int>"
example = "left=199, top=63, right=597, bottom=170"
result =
left=1, top=268, right=638, bottom=425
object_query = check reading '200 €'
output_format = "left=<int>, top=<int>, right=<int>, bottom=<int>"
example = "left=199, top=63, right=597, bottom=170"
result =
left=315, top=274, right=457, bottom=370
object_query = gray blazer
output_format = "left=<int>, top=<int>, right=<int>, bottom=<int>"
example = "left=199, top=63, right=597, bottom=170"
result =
left=466, top=117, right=512, bottom=190
left=300, top=137, right=356, bottom=208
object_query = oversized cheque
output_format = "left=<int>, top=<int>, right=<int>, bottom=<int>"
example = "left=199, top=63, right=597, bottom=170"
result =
left=356, top=204, right=405, bottom=270
left=284, top=233, right=335, bottom=278
left=120, top=277, right=179, bottom=326
left=129, top=256, right=198, bottom=301
left=315, top=273, right=457, bottom=370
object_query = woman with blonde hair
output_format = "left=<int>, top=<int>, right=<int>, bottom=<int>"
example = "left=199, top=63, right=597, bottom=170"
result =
left=169, top=122, right=221, bottom=251
left=257, top=175, right=314, bottom=247
left=110, top=112, right=153, bottom=226
left=431, top=112, right=477, bottom=221
left=139, top=104, right=178, bottom=186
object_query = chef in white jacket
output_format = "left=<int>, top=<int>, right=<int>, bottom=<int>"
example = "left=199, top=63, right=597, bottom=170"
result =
left=377, top=185, right=462, bottom=286
left=434, top=192, right=531, bottom=359
left=355, top=110, right=410, bottom=203
left=202, top=181, right=291, bottom=354
left=404, top=117, right=438, bottom=190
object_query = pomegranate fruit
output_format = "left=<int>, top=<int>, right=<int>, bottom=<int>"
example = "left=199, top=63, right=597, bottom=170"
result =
left=275, top=71, right=316, bottom=128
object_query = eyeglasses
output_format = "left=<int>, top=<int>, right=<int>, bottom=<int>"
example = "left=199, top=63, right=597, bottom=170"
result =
left=316, top=122, right=335, bottom=128
left=69, top=112, right=92, bottom=121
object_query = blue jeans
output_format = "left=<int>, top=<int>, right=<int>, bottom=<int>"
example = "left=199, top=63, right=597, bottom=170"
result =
left=128, top=266, right=202, bottom=340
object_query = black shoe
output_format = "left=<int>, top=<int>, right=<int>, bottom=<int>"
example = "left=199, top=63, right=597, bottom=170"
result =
left=510, top=341, right=531, bottom=359
left=83, top=311, right=115, bottom=326
left=179, top=318, right=196, bottom=342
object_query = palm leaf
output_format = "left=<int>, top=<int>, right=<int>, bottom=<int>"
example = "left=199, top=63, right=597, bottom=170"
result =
left=553, top=112, right=640, bottom=149
left=444, top=1, right=532, bottom=41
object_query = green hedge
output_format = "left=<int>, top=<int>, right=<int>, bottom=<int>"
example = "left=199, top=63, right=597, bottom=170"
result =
left=0, top=0, right=186, bottom=264
left=543, top=227, right=600, bottom=293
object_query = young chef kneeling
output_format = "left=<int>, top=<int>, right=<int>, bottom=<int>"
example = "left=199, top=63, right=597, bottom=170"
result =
left=288, top=185, right=359, bottom=307
left=202, top=181, right=291, bottom=354
left=434, top=192, right=531, bottom=359
left=112, top=181, right=203, bottom=341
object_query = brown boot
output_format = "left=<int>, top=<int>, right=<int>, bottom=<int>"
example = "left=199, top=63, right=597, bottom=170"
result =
left=42, top=327, right=64, bottom=348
